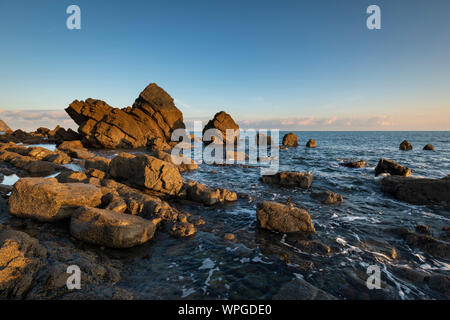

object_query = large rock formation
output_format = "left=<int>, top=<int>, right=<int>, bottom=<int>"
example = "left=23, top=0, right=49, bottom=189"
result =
left=202, top=111, right=239, bottom=145
left=9, top=178, right=103, bottom=222
left=381, top=176, right=450, bottom=208
left=65, top=83, right=186, bottom=149
left=109, top=153, right=183, bottom=195
left=0, top=120, right=11, bottom=132
left=375, top=158, right=411, bottom=177
left=70, top=207, right=158, bottom=248
left=256, top=201, right=315, bottom=233
left=261, top=171, right=313, bottom=189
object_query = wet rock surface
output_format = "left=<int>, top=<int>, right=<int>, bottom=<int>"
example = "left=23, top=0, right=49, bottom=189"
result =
left=282, top=132, right=298, bottom=147
left=261, top=171, right=313, bottom=189
left=381, top=176, right=450, bottom=208
left=375, top=158, right=411, bottom=176
left=256, top=201, right=315, bottom=234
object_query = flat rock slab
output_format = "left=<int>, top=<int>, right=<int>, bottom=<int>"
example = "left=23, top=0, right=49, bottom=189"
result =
left=382, top=176, right=450, bottom=209
left=256, top=201, right=315, bottom=234
left=9, top=178, right=103, bottom=222
left=70, top=207, right=157, bottom=248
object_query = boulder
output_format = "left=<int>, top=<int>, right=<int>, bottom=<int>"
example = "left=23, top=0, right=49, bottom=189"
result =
left=261, top=171, right=313, bottom=189
left=185, top=180, right=237, bottom=206
left=0, top=225, right=47, bottom=298
left=65, top=83, right=185, bottom=149
left=57, top=171, right=88, bottom=183
left=340, top=160, right=366, bottom=168
left=306, top=139, right=316, bottom=148
left=146, top=137, right=172, bottom=152
left=256, top=201, right=315, bottom=233
left=381, top=176, right=450, bottom=208
left=399, top=140, right=413, bottom=151
left=43, top=151, right=72, bottom=164
left=282, top=133, right=298, bottom=147
left=70, top=207, right=158, bottom=248
left=58, top=140, right=85, bottom=152
left=9, top=178, right=103, bottom=222
left=169, top=222, right=196, bottom=238
left=423, top=144, right=434, bottom=151
left=375, top=158, right=411, bottom=177
left=311, top=190, right=343, bottom=204
left=84, top=156, right=110, bottom=172
left=202, top=111, right=239, bottom=145
left=24, top=160, right=61, bottom=175
left=109, top=153, right=183, bottom=195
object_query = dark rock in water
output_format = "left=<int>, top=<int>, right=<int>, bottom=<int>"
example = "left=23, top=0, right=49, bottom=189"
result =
left=272, top=278, right=336, bottom=300
left=70, top=207, right=158, bottom=248
left=202, top=111, right=239, bottom=145
left=9, top=177, right=103, bottom=222
left=375, top=158, right=411, bottom=176
left=423, top=144, right=434, bottom=151
left=261, top=171, right=313, bottom=189
left=65, top=83, right=185, bottom=149
left=285, top=237, right=331, bottom=254
left=381, top=175, right=450, bottom=208
left=109, top=152, right=183, bottom=195
left=306, top=139, right=316, bottom=148
left=311, top=190, right=343, bottom=204
left=427, top=274, right=450, bottom=295
left=0, top=120, right=11, bottom=132
left=184, top=180, right=237, bottom=205
left=0, top=224, right=47, bottom=299
left=340, top=160, right=366, bottom=168
left=169, top=222, right=196, bottom=238
left=256, top=201, right=315, bottom=234
left=399, top=140, right=413, bottom=151
left=282, top=132, right=298, bottom=147
left=84, top=156, right=110, bottom=173
left=256, top=133, right=272, bottom=146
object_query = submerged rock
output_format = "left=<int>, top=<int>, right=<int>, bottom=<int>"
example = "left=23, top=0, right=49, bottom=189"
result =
left=311, top=190, right=343, bottom=204
left=261, top=171, right=313, bottom=189
left=399, top=140, right=413, bottom=151
left=282, top=132, right=298, bottom=147
left=273, top=278, right=336, bottom=300
left=381, top=176, right=450, bottom=208
left=202, top=111, right=239, bottom=145
left=65, top=83, right=185, bottom=149
left=109, top=153, right=183, bottom=195
left=9, top=178, right=103, bottom=222
left=306, top=139, right=316, bottom=148
left=375, top=158, right=411, bottom=177
left=184, top=180, right=237, bottom=206
left=70, top=207, right=158, bottom=248
left=169, top=222, right=196, bottom=238
left=340, top=160, right=366, bottom=168
left=256, top=201, right=315, bottom=234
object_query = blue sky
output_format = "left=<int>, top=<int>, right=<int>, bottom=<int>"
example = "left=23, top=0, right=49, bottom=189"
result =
left=0, top=0, right=449, bottom=130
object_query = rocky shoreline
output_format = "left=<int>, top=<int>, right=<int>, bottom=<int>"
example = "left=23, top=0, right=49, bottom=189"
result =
left=0, top=83, right=449, bottom=300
